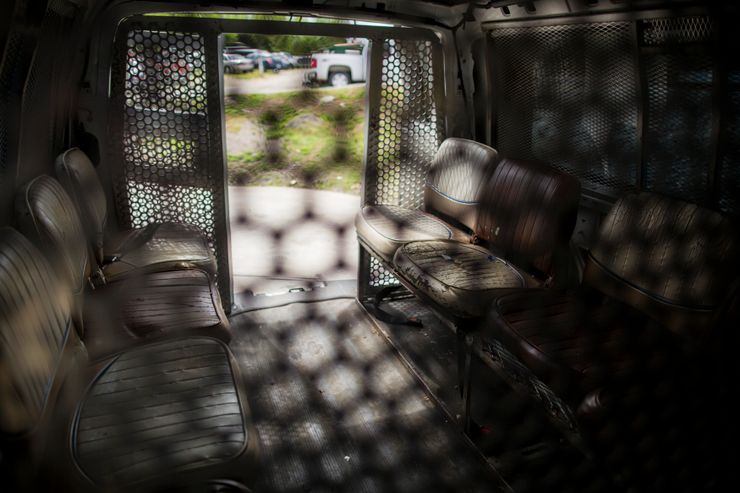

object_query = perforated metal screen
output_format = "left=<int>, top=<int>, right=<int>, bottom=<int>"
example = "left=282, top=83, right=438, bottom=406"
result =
left=110, top=24, right=231, bottom=309
left=719, top=68, right=740, bottom=214
left=361, top=38, right=444, bottom=293
left=488, top=15, right=739, bottom=215
left=641, top=16, right=714, bottom=205
left=489, top=22, right=640, bottom=196
left=364, top=39, right=443, bottom=209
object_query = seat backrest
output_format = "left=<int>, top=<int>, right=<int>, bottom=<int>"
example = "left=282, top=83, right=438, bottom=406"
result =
left=423, top=137, right=499, bottom=231
left=585, top=192, right=740, bottom=339
left=15, top=176, right=93, bottom=334
left=474, top=158, right=581, bottom=279
left=55, top=148, right=108, bottom=265
left=0, top=227, right=82, bottom=438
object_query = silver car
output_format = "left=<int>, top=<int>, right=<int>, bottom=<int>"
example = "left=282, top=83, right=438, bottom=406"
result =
left=222, top=53, right=254, bottom=73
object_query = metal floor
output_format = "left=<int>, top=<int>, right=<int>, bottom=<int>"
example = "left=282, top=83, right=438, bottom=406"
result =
left=372, top=298, right=606, bottom=493
left=228, top=297, right=510, bottom=492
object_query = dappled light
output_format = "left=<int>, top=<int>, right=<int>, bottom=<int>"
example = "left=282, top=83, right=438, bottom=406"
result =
left=1, top=2, right=740, bottom=493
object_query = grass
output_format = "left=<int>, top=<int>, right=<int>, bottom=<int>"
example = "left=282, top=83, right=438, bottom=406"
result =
left=226, top=85, right=366, bottom=194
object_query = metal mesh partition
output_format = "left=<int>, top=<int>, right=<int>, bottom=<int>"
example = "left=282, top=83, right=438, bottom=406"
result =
left=365, top=39, right=443, bottom=209
left=489, top=22, right=640, bottom=196
left=641, top=16, right=713, bottom=45
left=361, top=38, right=444, bottom=294
left=0, top=33, right=23, bottom=172
left=719, top=68, right=740, bottom=214
left=488, top=14, right=740, bottom=216
left=641, top=17, right=714, bottom=204
left=110, top=24, right=231, bottom=309
left=19, top=0, right=74, bottom=176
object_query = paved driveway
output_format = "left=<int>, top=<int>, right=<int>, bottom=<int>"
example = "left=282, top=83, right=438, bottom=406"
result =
left=225, top=69, right=308, bottom=95
left=228, top=186, right=361, bottom=294
left=224, top=69, right=365, bottom=96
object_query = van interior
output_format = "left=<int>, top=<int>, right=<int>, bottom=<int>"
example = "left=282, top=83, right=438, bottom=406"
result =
left=1, top=1, right=738, bottom=492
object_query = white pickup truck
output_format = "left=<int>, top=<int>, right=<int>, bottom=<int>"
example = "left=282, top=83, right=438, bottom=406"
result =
left=304, top=43, right=367, bottom=87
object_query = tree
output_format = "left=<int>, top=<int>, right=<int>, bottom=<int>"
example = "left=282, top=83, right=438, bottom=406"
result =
left=159, top=12, right=349, bottom=55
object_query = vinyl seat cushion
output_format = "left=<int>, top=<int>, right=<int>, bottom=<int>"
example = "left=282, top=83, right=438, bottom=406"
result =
left=55, top=148, right=217, bottom=280
left=394, top=240, right=529, bottom=319
left=477, top=289, right=671, bottom=402
left=72, top=337, right=257, bottom=487
left=102, top=222, right=217, bottom=282
left=83, top=269, right=230, bottom=360
left=355, top=205, right=462, bottom=262
left=15, top=175, right=231, bottom=359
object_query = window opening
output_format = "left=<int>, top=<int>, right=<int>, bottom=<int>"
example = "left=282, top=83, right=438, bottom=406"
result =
left=223, top=32, right=368, bottom=295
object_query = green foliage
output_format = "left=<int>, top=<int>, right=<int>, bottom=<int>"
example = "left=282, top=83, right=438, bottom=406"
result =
left=144, top=14, right=351, bottom=55
left=229, top=33, right=345, bottom=56
left=258, top=104, right=297, bottom=139
left=226, top=86, right=365, bottom=193
left=224, top=94, right=269, bottom=114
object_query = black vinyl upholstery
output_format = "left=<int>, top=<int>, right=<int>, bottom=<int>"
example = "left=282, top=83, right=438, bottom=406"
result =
left=83, top=269, right=231, bottom=360
left=55, top=148, right=216, bottom=281
left=15, top=175, right=92, bottom=295
left=474, top=158, right=581, bottom=278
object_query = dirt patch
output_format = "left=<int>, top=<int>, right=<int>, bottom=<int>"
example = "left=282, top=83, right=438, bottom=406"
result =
left=226, top=118, right=266, bottom=155
left=286, top=114, right=323, bottom=129
left=225, top=85, right=365, bottom=193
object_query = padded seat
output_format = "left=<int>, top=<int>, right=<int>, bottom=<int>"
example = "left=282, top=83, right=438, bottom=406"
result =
left=355, top=205, right=459, bottom=261
left=478, top=289, right=662, bottom=400
left=73, top=337, right=257, bottom=488
left=0, top=228, right=258, bottom=490
left=393, top=158, right=581, bottom=321
left=83, top=269, right=230, bottom=360
left=356, top=138, right=497, bottom=263
left=470, top=192, right=740, bottom=426
left=102, top=222, right=215, bottom=281
left=15, top=175, right=231, bottom=359
left=394, top=240, right=528, bottom=319
left=55, top=148, right=216, bottom=282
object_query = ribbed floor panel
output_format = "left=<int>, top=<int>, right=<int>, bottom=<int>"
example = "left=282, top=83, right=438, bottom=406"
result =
left=229, top=299, right=508, bottom=493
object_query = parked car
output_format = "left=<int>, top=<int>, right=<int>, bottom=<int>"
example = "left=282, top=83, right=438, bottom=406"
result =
left=222, top=53, right=254, bottom=73
left=273, top=52, right=298, bottom=69
left=246, top=50, right=280, bottom=71
left=304, top=43, right=367, bottom=87
left=225, top=47, right=277, bottom=71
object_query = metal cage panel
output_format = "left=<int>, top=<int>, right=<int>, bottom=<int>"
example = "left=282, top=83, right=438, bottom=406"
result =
left=719, top=68, right=740, bottom=215
left=642, top=48, right=713, bottom=204
left=360, top=37, right=444, bottom=296
left=110, top=24, right=231, bottom=309
left=488, top=13, right=739, bottom=216
left=364, top=38, right=444, bottom=209
left=641, top=16, right=713, bottom=45
left=489, top=21, right=640, bottom=197
left=640, top=16, right=715, bottom=205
